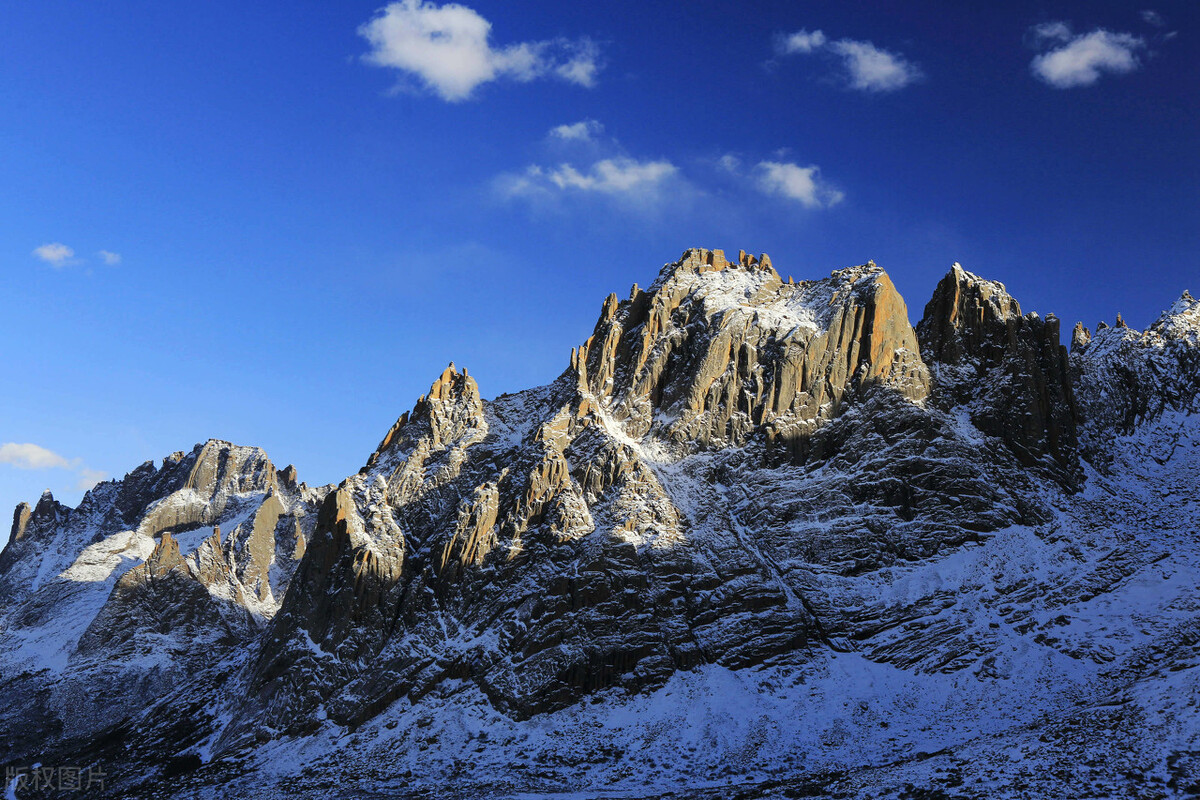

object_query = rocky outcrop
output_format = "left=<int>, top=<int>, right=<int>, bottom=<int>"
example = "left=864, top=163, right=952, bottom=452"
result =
left=0, top=491, right=73, bottom=604
left=1071, top=322, right=1092, bottom=352
left=0, top=439, right=321, bottom=754
left=1071, top=290, right=1200, bottom=461
left=251, top=366, right=491, bottom=732
left=239, top=251, right=1024, bottom=739
left=365, top=363, right=486, bottom=474
left=571, top=248, right=929, bottom=455
left=8, top=502, right=31, bottom=546
left=76, top=532, right=256, bottom=658
left=136, top=440, right=281, bottom=538
left=253, top=477, right=407, bottom=727
left=0, top=491, right=68, bottom=578
left=917, top=263, right=1081, bottom=487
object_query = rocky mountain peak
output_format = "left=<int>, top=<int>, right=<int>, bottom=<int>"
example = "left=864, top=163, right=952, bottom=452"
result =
left=124, top=440, right=285, bottom=543
left=365, top=363, right=486, bottom=474
left=7, top=502, right=31, bottom=546
left=5, top=247, right=1200, bottom=799
left=917, top=262, right=1021, bottom=366
left=1071, top=321, right=1092, bottom=353
left=570, top=248, right=928, bottom=453
left=1152, top=289, right=1200, bottom=341
left=1071, top=289, right=1200, bottom=448
left=2, top=490, right=68, bottom=566
left=659, top=247, right=777, bottom=283
left=918, top=262, right=1080, bottom=486
left=181, top=439, right=277, bottom=499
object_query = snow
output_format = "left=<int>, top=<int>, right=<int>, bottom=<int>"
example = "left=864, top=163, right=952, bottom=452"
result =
left=4, top=257, right=1200, bottom=798
left=0, top=484, right=284, bottom=673
left=234, top=643, right=1089, bottom=798
left=213, top=343, right=1190, bottom=798
left=485, top=383, right=556, bottom=450
left=59, top=530, right=155, bottom=584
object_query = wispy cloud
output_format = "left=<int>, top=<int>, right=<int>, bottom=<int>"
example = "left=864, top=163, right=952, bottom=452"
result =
left=504, top=128, right=845, bottom=216
left=358, top=0, right=602, bottom=101
left=98, top=250, right=122, bottom=266
left=499, top=121, right=688, bottom=210
left=0, top=442, right=108, bottom=494
left=755, top=161, right=844, bottom=208
left=549, top=120, right=603, bottom=142
left=1029, top=23, right=1146, bottom=88
left=32, top=243, right=76, bottom=268
left=1141, top=10, right=1165, bottom=27
left=1030, top=21, right=1074, bottom=43
left=829, top=39, right=923, bottom=91
left=717, top=154, right=742, bottom=174
left=553, top=40, right=602, bottom=88
left=776, top=29, right=922, bottom=92
left=779, top=29, right=827, bottom=55
left=0, top=443, right=73, bottom=471
left=714, top=153, right=844, bottom=210
left=499, top=157, right=679, bottom=202
left=74, top=468, right=108, bottom=492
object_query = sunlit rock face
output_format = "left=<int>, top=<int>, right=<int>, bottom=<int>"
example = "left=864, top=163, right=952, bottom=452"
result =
left=3, top=249, right=1199, bottom=800
left=242, top=249, right=1035, bottom=737
left=573, top=248, right=930, bottom=453
left=0, top=440, right=324, bottom=756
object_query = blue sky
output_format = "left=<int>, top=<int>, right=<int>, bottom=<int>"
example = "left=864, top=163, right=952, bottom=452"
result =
left=2, top=0, right=1197, bottom=515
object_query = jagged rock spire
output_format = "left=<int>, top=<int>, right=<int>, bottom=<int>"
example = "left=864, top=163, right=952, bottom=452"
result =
left=917, top=263, right=1021, bottom=366
left=918, top=262, right=1080, bottom=487
left=365, top=363, right=486, bottom=472
left=568, top=248, right=928, bottom=452
left=1071, top=321, right=1092, bottom=353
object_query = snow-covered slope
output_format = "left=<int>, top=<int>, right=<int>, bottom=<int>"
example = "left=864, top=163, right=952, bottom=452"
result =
left=1, top=249, right=1196, bottom=799
left=0, top=441, right=325, bottom=763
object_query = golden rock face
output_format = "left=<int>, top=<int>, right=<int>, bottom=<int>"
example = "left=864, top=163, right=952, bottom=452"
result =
left=571, top=249, right=929, bottom=453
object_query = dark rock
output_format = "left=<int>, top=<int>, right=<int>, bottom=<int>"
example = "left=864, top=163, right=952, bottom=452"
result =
left=917, top=263, right=1081, bottom=488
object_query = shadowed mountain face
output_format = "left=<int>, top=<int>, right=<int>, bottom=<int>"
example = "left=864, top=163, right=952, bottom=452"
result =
left=917, top=264, right=1081, bottom=488
left=2, top=248, right=1198, bottom=800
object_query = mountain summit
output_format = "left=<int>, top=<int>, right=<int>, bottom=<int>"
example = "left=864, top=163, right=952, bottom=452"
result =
left=2, top=248, right=1198, bottom=799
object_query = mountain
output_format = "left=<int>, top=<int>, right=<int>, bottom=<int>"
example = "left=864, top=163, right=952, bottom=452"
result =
left=2, top=248, right=1198, bottom=799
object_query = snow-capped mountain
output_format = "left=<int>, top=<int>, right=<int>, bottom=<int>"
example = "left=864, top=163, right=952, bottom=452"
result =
left=3, top=248, right=1197, bottom=799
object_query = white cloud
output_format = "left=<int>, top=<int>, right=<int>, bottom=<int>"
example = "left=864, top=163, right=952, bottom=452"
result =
left=504, top=157, right=678, bottom=198
left=777, top=29, right=921, bottom=92
left=496, top=154, right=690, bottom=214
left=554, top=39, right=601, bottom=88
left=0, top=443, right=73, bottom=470
left=552, top=159, right=676, bottom=192
left=779, top=29, right=827, bottom=54
left=717, top=154, right=742, bottom=173
left=1030, top=21, right=1074, bottom=44
left=828, top=39, right=923, bottom=92
left=32, top=243, right=75, bottom=268
left=549, top=119, right=603, bottom=142
left=1, top=442, right=108, bottom=495
left=1030, top=25, right=1145, bottom=88
left=98, top=250, right=121, bottom=265
left=74, top=468, right=108, bottom=492
left=1032, top=21, right=1070, bottom=44
left=1141, top=10, right=1165, bottom=27
left=358, top=0, right=601, bottom=101
left=756, top=161, right=844, bottom=209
